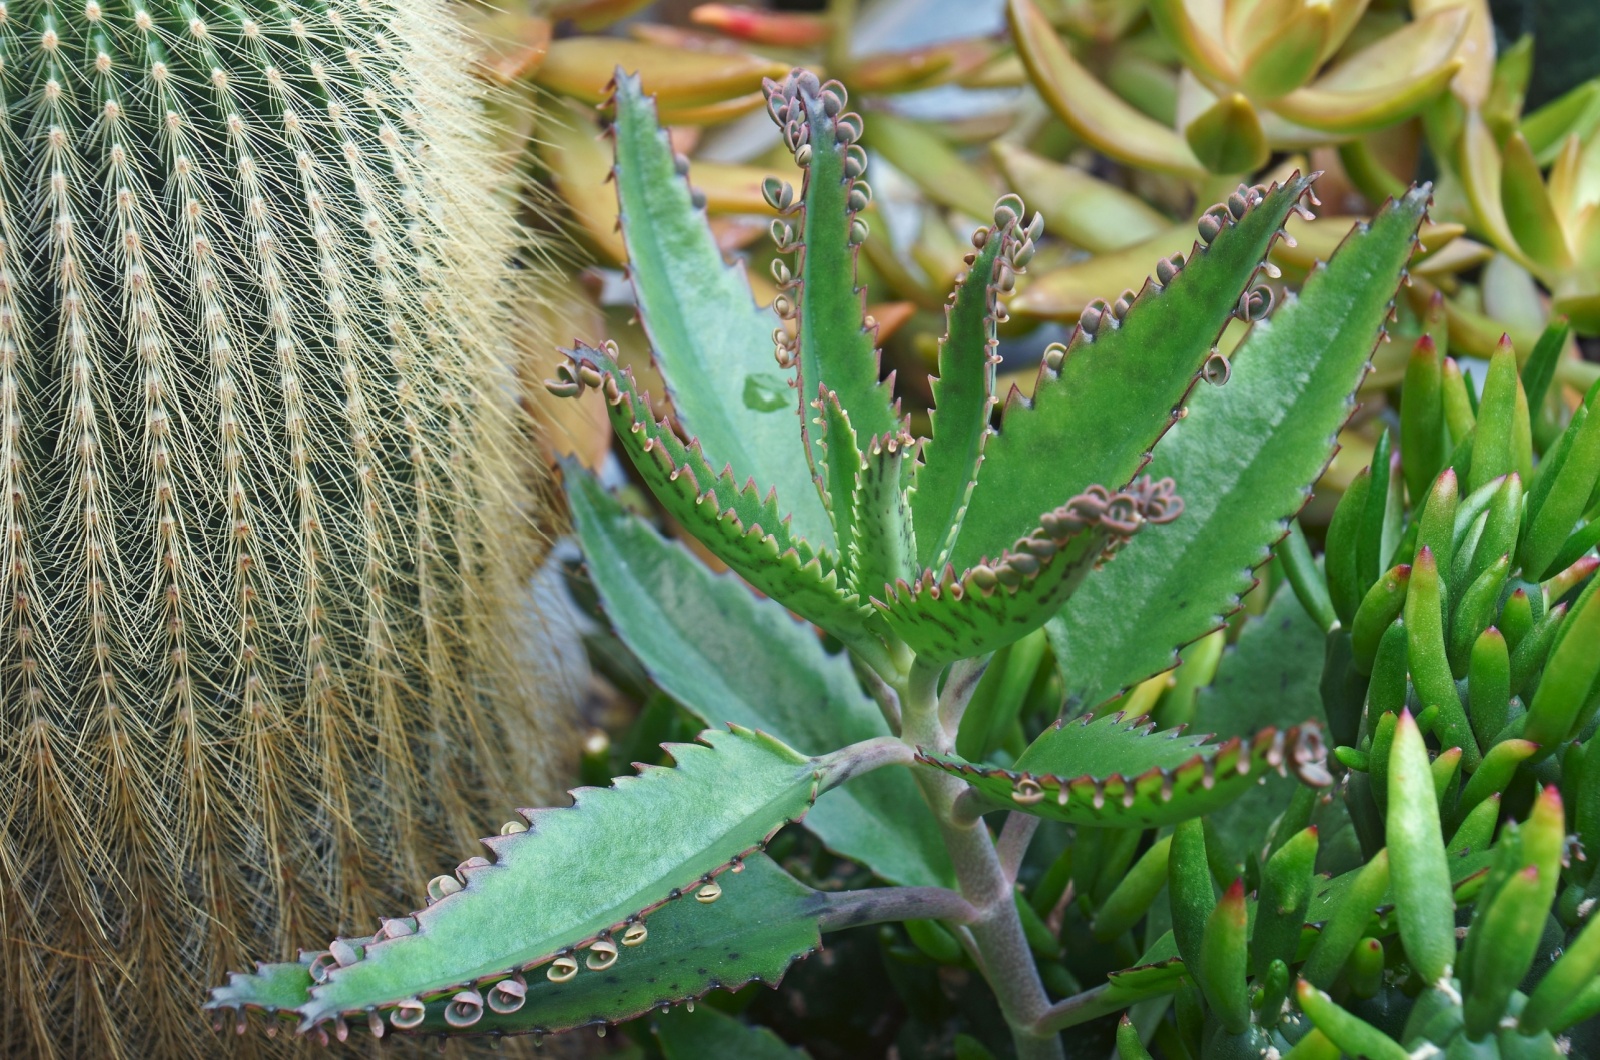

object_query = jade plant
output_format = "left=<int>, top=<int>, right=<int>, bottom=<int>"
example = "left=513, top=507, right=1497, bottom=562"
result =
left=207, top=67, right=1598, bottom=1056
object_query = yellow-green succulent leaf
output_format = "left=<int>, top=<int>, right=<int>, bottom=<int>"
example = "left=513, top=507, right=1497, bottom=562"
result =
left=1010, top=0, right=1208, bottom=177
left=1522, top=79, right=1600, bottom=166
left=863, top=111, right=998, bottom=220
left=916, top=713, right=1331, bottom=828
left=1185, top=93, right=1271, bottom=174
left=1239, top=0, right=1332, bottom=100
left=539, top=38, right=787, bottom=106
left=991, top=143, right=1171, bottom=254
left=1500, top=132, right=1574, bottom=272
left=1268, top=57, right=1463, bottom=135
left=1147, top=0, right=1239, bottom=84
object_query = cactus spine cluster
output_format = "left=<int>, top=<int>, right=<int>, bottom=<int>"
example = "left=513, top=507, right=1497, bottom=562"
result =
left=0, top=0, right=556, bottom=1055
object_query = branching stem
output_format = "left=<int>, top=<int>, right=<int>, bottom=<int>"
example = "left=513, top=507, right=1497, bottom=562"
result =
left=815, top=886, right=978, bottom=932
left=997, top=812, right=1041, bottom=884
left=894, top=657, right=1063, bottom=1060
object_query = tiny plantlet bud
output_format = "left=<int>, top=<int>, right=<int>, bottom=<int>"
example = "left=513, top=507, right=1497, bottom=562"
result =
left=849, top=218, right=869, bottom=245
left=547, top=955, right=579, bottom=983
left=844, top=144, right=867, bottom=177
left=795, top=143, right=812, bottom=166
left=391, top=999, right=426, bottom=1030
left=585, top=939, right=619, bottom=970
left=623, top=922, right=648, bottom=946
left=836, top=113, right=863, bottom=143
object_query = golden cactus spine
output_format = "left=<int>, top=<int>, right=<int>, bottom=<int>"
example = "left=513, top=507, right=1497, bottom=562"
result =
left=0, top=0, right=561, bottom=1055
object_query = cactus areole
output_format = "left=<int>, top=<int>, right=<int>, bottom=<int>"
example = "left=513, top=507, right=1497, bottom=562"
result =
left=0, top=0, right=555, bottom=1056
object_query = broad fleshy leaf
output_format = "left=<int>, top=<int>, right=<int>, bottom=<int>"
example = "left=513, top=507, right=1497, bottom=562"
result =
left=947, top=174, right=1317, bottom=572
left=765, top=72, right=899, bottom=475
left=609, top=73, right=831, bottom=546
left=657, top=996, right=812, bottom=1058
left=553, top=343, right=874, bottom=645
left=915, top=712, right=1330, bottom=828
left=282, top=726, right=828, bottom=1030
left=881, top=478, right=1183, bottom=664
left=565, top=467, right=952, bottom=887
left=1046, top=186, right=1431, bottom=711
left=210, top=856, right=821, bottom=1041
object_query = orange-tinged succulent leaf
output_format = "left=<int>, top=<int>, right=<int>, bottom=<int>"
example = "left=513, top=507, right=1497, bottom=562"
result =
left=537, top=39, right=788, bottom=106
left=657, top=91, right=770, bottom=125
left=689, top=3, right=832, bottom=46
left=1010, top=0, right=1207, bottom=177
left=849, top=41, right=1003, bottom=94
left=991, top=144, right=1170, bottom=254
left=690, top=160, right=805, bottom=215
left=464, top=11, right=552, bottom=83
left=549, top=0, right=657, bottom=31
left=916, top=713, right=1331, bottom=827
left=1411, top=0, right=1494, bottom=105
left=540, top=99, right=627, bottom=263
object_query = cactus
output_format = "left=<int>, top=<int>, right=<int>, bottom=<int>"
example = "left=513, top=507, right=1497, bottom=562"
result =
left=0, top=0, right=559, bottom=1055
left=201, top=69, right=1466, bottom=1057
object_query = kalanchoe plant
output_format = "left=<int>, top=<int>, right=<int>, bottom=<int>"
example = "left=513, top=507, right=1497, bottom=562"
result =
left=207, top=68, right=1470, bottom=1056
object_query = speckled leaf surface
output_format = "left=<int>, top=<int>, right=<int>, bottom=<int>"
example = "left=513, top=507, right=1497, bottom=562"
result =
left=567, top=469, right=952, bottom=888
left=947, top=175, right=1315, bottom=572
left=559, top=343, right=874, bottom=644
left=916, top=712, right=1329, bottom=828
left=1046, top=187, right=1431, bottom=711
left=283, top=726, right=823, bottom=1029
left=610, top=73, right=830, bottom=546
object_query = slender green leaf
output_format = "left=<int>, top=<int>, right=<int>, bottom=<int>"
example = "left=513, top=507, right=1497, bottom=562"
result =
left=768, top=73, right=898, bottom=474
left=289, top=726, right=827, bottom=1029
left=610, top=72, right=829, bottom=545
left=1046, top=189, right=1429, bottom=708
left=948, top=174, right=1315, bottom=572
left=557, top=343, right=873, bottom=645
left=915, top=712, right=1330, bottom=828
left=911, top=220, right=1008, bottom=570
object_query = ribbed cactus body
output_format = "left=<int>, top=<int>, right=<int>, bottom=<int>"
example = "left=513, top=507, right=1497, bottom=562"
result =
left=0, top=1, right=553, bottom=1055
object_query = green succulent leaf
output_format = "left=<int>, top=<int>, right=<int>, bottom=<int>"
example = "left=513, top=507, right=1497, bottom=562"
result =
left=656, top=996, right=812, bottom=1058
left=881, top=478, right=1183, bottom=664
left=915, top=711, right=1331, bottom=828
left=276, top=726, right=829, bottom=1030
left=210, top=855, right=821, bottom=1041
left=910, top=217, right=1009, bottom=571
left=556, top=343, right=873, bottom=645
left=1046, top=186, right=1431, bottom=711
left=766, top=72, right=899, bottom=475
left=947, top=174, right=1317, bottom=573
left=565, top=466, right=951, bottom=888
left=608, top=72, right=830, bottom=546
left=849, top=429, right=919, bottom=603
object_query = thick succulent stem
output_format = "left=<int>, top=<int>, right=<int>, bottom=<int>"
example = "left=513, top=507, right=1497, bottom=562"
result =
left=898, top=660, right=1064, bottom=1060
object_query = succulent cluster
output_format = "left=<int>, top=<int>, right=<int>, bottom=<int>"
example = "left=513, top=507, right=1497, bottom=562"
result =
left=188, top=66, right=1600, bottom=1060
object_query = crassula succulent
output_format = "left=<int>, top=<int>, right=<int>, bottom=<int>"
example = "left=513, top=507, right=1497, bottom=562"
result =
left=204, top=67, right=1599, bottom=1059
